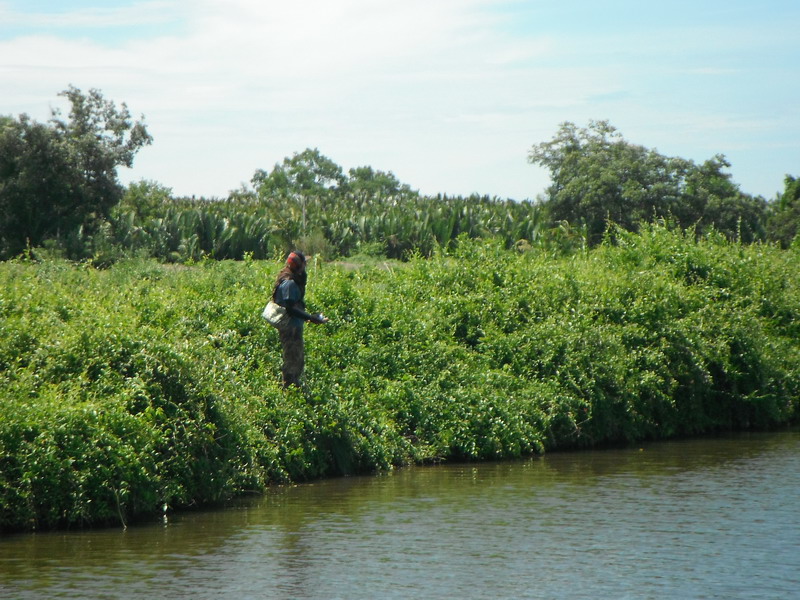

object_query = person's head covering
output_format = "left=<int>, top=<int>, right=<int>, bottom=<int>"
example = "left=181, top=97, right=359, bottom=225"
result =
left=286, top=251, right=306, bottom=272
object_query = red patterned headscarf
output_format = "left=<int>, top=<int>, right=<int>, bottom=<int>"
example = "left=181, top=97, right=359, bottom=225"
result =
left=286, top=251, right=306, bottom=272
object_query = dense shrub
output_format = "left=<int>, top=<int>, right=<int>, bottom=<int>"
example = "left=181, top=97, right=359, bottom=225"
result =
left=1, top=225, right=798, bottom=531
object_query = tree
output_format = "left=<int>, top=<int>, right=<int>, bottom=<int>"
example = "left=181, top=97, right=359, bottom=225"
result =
left=529, top=120, right=766, bottom=244
left=118, top=180, right=173, bottom=222
left=780, top=175, right=800, bottom=210
left=347, top=166, right=417, bottom=203
left=0, top=115, right=78, bottom=256
left=766, top=175, right=800, bottom=248
left=529, top=121, right=689, bottom=243
left=251, top=148, right=346, bottom=201
left=0, top=86, right=151, bottom=258
left=683, top=155, right=766, bottom=243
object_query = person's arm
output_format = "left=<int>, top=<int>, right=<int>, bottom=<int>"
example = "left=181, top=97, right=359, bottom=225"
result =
left=284, top=300, right=326, bottom=324
left=277, top=280, right=328, bottom=324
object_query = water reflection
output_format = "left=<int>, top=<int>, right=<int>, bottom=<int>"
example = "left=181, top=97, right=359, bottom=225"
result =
left=1, top=431, right=798, bottom=599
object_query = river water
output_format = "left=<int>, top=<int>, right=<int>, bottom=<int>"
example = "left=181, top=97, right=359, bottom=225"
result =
left=1, top=431, right=798, bottom=599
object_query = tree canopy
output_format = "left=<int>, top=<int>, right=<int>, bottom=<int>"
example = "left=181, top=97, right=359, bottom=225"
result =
left=529, top=120, right=767, bottom=244
left=250, top=147, right=418, bottom=206
left=251, top=148, right=347, bottom=201
left=0, top=86, right=151, bottom=258
left=346, top=165, right=417, bottom=203
left=766, top=175, right=800, bottom=248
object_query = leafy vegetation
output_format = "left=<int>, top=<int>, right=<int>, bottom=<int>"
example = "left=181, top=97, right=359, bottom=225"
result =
left=3, top=88, right=798, bottom=266
left=106, top=188, right=549, bottom=264
left=0, top=86, right=151, bottom=259
left=528, top=120, right=768, bottom=245
left=2, top=90, right=799, bottom=532
left=1, top=226, right=798, bottom=532
left=766, top=175, right=800, bottom=248
left=96, top=129, right=797, bottom=263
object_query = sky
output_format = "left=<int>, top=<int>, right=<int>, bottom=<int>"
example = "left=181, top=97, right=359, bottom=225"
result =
left=1, top=0, right=798, bottom=201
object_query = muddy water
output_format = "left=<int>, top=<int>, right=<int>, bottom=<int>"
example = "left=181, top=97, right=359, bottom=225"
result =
left=1, top=431, right=798, bottom=599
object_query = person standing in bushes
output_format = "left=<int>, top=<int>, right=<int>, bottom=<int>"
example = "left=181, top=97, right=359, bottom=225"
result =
left=272, top=251, right=328, bottom=388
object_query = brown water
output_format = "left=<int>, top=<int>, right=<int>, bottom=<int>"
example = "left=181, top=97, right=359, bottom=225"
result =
left=1, top=431, right=798, bottom=599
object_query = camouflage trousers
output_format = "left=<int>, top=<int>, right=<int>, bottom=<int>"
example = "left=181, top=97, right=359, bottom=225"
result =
left=279, top=326, right=305, bottom=388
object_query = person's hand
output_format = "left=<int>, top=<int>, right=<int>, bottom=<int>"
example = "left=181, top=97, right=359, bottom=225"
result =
left=315, top=313, right=329, bottom=324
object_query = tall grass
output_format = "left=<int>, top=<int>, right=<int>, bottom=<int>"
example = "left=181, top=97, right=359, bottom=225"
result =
left=1, top=225, right=798, bottom=531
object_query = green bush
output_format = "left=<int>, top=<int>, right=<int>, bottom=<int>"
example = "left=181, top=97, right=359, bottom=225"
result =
left=1, top=225, right=798, bottom=532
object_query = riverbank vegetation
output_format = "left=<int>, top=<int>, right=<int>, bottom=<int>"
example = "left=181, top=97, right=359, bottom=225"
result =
left=2, top=87, right=800, bottom=532
left=1, top=225, right=798, bottom=532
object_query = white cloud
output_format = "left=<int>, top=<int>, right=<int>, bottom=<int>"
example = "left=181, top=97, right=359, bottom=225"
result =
left=1, top=0, right=797, bottom=199
left=0, top=1, right=183, bottom=29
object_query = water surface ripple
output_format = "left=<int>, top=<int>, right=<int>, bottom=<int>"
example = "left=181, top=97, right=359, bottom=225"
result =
left=1, top=431, right=798, bottom=599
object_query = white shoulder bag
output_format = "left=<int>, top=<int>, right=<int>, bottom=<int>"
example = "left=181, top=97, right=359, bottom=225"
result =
left=262, top=300, right=290, bottom=330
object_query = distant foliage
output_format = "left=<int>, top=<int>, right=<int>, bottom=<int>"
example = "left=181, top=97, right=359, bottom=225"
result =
left=1, top=225, right=798, bottom=531
left=529, top=121, right=768, bottom=245
left=766, top=175, right=800, bottom=248
left=0, top=86, right=151, bottom=259
left=106, top=182, right=550, bottom=263
left=4, top=100, right=795, bottom=263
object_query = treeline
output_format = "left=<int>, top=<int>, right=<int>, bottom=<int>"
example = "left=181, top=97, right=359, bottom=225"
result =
left=2, top=88, right=799, bottom=264
left=1, top=226, right=798, bottom=531
left=110, top=182, right=551, bottom=263
left=528, top=120, right=798, bottom=247
left=49, top=140, right=800, bottom=264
